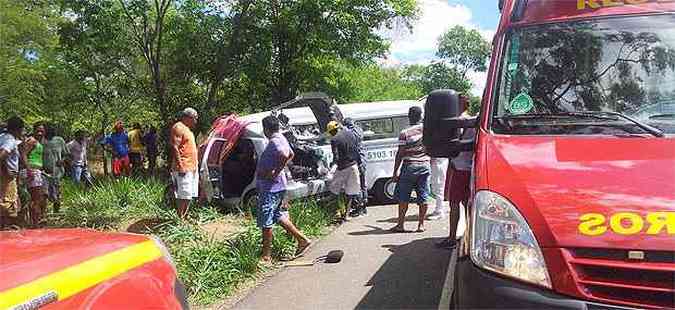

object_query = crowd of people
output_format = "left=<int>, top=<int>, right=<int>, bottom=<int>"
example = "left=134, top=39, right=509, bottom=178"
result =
left=0, top=113, right=165, bottom=229
left=0, top=117, right=93, bottom=229
left=1, top=96, right=472, bottom=258
left=100, top=121, right=159, bottom=177
left=253, top=93, right=473, bottom=262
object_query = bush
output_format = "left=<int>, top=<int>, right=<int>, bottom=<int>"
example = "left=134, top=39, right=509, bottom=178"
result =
left=50, top=177, right=170, bottom=229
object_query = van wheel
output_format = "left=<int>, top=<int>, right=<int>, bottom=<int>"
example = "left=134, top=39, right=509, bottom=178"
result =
left=374, top=178, right=396, bottom=204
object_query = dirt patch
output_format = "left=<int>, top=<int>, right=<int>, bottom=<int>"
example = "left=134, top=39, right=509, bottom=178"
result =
left=200, top=216, right=246, bottom=240
left=125, top=218, right=171, bottom=233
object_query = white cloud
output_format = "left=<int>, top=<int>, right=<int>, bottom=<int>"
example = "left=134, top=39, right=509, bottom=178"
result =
left=382, top=0, right=497, bottom=96
left=388, top=1, right=473, bottom=57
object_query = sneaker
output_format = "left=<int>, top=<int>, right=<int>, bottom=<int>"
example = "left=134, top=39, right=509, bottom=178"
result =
left=359, top=207, right=368, bottom=216
left=349, top=209, right=361, bottom=218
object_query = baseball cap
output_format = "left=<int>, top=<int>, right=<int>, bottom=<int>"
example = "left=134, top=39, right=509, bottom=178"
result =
left=326, top=121, right=340, bottom=136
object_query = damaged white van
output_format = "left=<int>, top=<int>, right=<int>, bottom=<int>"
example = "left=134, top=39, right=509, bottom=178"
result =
left=200, top=92, right=423, bottom=206
left=200, top=93, right=339, bottom=206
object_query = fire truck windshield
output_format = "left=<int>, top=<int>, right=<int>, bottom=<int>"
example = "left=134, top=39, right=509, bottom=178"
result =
left=492, top=14, right=675, bottom=136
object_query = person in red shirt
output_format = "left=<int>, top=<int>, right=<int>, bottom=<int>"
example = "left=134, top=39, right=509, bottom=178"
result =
left=438, top=94, right=475, bottom=249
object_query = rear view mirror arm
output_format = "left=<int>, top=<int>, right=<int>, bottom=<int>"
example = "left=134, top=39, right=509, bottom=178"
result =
left=450, top=137, right=476, bottom=153
left=438, top=117, right=478, bottom=130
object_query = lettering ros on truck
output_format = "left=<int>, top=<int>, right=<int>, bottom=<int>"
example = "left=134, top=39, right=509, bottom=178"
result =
left=579, top=212, right=675, bottom=236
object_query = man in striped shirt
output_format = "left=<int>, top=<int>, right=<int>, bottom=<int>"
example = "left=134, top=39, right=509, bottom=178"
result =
left=391, top=106, right=431, bottom=233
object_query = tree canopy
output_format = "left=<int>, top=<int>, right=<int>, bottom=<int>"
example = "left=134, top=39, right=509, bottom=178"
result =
left=1, top=0, right=490, bottom=136
left=437, top=25, right=491, bottom=77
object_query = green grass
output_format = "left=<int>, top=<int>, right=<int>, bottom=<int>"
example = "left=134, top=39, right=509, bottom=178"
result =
left=48, top=177, right=338, bottom=306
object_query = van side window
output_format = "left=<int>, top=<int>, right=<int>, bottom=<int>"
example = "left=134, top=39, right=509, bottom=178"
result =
left=357, top=118, right=397, bottom=140
left=392, top=116, right=409, bottom=135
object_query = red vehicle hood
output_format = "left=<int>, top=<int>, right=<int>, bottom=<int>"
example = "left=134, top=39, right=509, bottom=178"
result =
left=0, top=229, right=149, bottom=292
left=485, top=135, right=675, bottom=251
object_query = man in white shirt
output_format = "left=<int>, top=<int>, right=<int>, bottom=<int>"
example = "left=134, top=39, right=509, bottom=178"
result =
left=0, top=116, right=25, bottom=229
left=427, top=157, right=450, bottom=220
left=67, top=130, right=91, bottom=186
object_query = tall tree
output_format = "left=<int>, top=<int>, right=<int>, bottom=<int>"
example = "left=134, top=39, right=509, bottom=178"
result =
left=117, top=0, right=172, bottom=121
left=259, top=0, right=418, bottom=105
left=402, top=62, right=471, bottom=95
left=0, top=0, right=60, bottom=121
left=436, top=25, right=491, bottom=78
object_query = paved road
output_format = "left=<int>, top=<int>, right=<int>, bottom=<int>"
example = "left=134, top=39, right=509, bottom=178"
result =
left=233, top=204, right=465, bottom=310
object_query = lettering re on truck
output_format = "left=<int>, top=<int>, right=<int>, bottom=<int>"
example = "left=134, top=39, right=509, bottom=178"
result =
left=579, top=212, right=675, bottom=236
left=578, top=0, right=675, bottom=10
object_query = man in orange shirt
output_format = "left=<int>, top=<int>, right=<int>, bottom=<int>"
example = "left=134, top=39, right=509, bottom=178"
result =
left=170, top=108, right=199, bottom=218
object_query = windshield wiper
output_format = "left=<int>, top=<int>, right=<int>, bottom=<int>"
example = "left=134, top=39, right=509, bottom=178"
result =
left=498, top=112, right=665, bottom=137
left=592, top=111, right=665, bottom=138
left=498, top=112, right=616, bottom=121
left=649, top=113, right=675, bottom=119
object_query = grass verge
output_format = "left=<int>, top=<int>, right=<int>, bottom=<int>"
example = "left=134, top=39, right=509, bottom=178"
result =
left=47, top=178, right=338, bottom=306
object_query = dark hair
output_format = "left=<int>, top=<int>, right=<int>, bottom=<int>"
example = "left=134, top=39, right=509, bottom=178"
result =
left=6, top=116, right=24, bottom=132
left=45, top=123, right=57, bottom=139
left=133, top=123, right=142, bottom=130
left=34, top=122, right=44, bottom=131
left=408, top=106, right=423, bottom=124
left=262, top=116, right=280, bottom=133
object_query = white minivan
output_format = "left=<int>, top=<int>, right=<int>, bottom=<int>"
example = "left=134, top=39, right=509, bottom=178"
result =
left=201, top=93, right=423, bottom=205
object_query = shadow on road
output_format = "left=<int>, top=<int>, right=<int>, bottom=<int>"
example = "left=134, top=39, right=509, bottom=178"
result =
left=376, top=214, right=422, bottom=223
left=356, top=237, right=453, bottom=309
left=347, top=225, right=398, bottom=236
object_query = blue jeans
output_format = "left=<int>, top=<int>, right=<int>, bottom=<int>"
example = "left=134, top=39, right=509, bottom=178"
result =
left=395, top=162, right=431, bottom=204
left=72, top=165, right=92, bottom=185
left=256, top=190, right=288, bottom=229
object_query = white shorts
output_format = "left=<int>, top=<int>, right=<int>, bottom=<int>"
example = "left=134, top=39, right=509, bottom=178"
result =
left=172, top=171, right=199, bottom=200
left=329, top=165, right=361, bottom=196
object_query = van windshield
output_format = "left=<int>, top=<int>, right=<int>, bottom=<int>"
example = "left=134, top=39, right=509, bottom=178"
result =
left=492, top=15, right=675, bottom=135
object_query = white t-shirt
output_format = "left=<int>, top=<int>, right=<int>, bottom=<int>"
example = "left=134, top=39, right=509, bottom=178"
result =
left=451, top=112, right=476, bottom=171
left=0, top=133, right=21, bottom=173
left=67, top=139, right=88, bottom=167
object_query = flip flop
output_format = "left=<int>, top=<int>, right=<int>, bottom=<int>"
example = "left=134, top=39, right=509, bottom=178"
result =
left=295, top=242, right=312, bottom=258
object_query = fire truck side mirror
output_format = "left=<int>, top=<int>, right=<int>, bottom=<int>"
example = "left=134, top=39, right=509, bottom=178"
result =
left=423, top=89, right=477, bottom=158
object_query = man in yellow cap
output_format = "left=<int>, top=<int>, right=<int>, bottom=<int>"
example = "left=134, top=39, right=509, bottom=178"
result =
left=327, top=120, right=362, bottom=220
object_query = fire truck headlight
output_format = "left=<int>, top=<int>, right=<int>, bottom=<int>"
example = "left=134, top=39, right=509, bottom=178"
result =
left=470, top=191, right=552, bottom=289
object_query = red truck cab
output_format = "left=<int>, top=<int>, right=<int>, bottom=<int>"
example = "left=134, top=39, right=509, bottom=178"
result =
left=426, top=1, right=675, bottom=309
left=0, top=229, right=188, bottom=309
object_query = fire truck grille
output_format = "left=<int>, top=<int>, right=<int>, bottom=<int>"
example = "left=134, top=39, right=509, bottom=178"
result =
left=568, top=248, right=675, bottom=309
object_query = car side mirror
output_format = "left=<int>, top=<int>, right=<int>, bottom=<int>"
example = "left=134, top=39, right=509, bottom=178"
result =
left=423, top=89, right=477, bottom=158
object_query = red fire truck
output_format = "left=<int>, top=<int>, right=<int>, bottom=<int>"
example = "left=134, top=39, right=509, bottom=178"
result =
left=426, top=0, right=675, bottom=309
left=0, top=229, right=188, bottom=309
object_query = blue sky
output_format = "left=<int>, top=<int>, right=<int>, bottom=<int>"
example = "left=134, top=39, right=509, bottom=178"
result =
left=454, top=0, right=500, bottom=30
left=383, top=0, right=501, bottom=94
